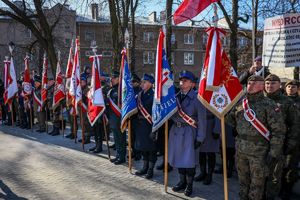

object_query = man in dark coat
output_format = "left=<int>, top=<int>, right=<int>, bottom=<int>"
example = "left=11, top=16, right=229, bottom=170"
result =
left=108, top=71, right=126, bottom=165
left=133, top=74, right=157, bottom=179
left=239, top=56, right=270, bottom=85
left=169, top=70, right=207, bottom=197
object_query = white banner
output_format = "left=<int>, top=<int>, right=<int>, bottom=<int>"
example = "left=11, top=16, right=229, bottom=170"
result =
left=262, top=13, right=300, bottom=68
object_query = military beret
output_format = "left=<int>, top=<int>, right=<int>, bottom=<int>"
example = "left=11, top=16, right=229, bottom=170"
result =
left=34, top=75, right=41, bottom=83
left=285, top=80, right=299, bottom=87
left=179, top=70, right=195, bottom=82
left=131, top=73, right=141, bottom=82
left=265, top=74, right=281, bottom=82
left=247, top=75, right=264, bottom=82
left=81, top=74, right=87, bottom=81
left=111, top=71, right=120, bottom=78
left=142, top=73, right=154, bottom=84
left=254, top=56, right=262, bottom=62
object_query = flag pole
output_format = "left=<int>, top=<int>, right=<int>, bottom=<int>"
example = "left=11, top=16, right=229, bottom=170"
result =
left=80, top=107, right=85, bottom=150
left=61, top=104, right=64, bottom=137
left=30, top=106, right=33, bottom=132
left=124, top=28, right=132, bottom=173
left=103, top=117, right=111, bottom=160
left=73, top=113, right=77, bottom=143
left=221, top=116, right=229, bottom=200
left=164, top=120, right=169, bottom=192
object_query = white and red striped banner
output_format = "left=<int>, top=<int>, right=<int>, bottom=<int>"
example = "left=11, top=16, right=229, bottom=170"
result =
left=3, top=57, right=18, bottom=105
left=41, top=54, right=48, bottom=106
left=53, top=58, right=65, bottom=109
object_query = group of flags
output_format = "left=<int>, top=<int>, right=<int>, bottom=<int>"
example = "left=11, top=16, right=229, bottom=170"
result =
left=2, top=0, right=243, bottom=131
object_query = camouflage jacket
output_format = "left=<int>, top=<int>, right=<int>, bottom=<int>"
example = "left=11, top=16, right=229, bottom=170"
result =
left=266, top=90, right=300, bottom=154
left=226, top=91, right=285, bottom=158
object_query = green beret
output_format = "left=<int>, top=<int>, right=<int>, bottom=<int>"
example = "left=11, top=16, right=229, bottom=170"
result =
left=265, top=74, right=281, bottom=82
left=247, top=75, right=264, bottom=82
left=285, top=80, right=299, bottom=87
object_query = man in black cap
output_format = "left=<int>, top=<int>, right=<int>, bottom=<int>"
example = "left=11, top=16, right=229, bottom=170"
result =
left=239, top=56, right=270, bottom=85
left=133, top=73, right=158, bottom=179
left=264, top=74, right=300, bottom=200
left=33, top=75, right=46, bottom=132
left=108, top=71, right=126, bottom=165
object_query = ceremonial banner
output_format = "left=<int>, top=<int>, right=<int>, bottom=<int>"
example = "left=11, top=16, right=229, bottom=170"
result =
left=3, top=57, right=18, bottom=105
left=152, top=29, right=177, bottom=132
left=69, top=38, right=82, bottom=115
left=65, top=43, right=74, bottom=106
left=198, top=27, right=244, bottom=117
left=120, top=48, right=137, bottom=132
left=173, top=0, right=219, bottom=25
left=41, top=54, right=48, bottom=106
left=23, top=55, right=32, bottom=96
left=87, top=55, right=106, bottom=126
left=53, top=58, right=65, bottom=109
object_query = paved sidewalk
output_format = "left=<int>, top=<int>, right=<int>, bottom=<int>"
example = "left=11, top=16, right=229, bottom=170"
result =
left=0, top=125, right=240, bottom=200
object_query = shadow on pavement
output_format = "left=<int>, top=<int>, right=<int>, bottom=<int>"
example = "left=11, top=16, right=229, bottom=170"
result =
left=0, top=180, right=28, bottom=200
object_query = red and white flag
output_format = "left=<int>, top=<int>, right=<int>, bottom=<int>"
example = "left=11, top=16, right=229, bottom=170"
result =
left=198, top=27, right=244, bottom=117
left=22, top=55, right=32, bottom=96
left=173, top=0, right=219, bottom=25
left=41, top=54, right=48, bottom=106
left=65, top=42, right=74, bottom=105
left=52, top=58, right=65, bottom=109
left=87, top=55, right=105, bottom=126
left=69, top=38, right=82, bottom=115
left=3, top=57, right=18, bottom=105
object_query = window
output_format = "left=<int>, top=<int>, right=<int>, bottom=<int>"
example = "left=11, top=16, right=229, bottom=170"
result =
left=184, top=34, right=194, bottom=44
left=222, top=37, right=230, bottom=47
left=184, top=52, right=194, bottom=65
left=143, top=51, right=155, bottom=64
left=25, top=28, right=32, bottom=38
left=202, top=34, right=208, bottom=45
left=103, top=31, right=111, bottom=43
left=171, top=33, right=176, bottom=44
left=239, top=37, right=247, bottom=47
left=143, top=32, right=153, bottom=43
left=171, top=52, right=175, bottom=65
left=102, top=51, right=112, bottom=57
left=85, top=30, right=95, bottom=41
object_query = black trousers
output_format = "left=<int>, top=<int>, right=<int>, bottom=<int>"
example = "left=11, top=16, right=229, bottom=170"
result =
left=142, top=151, right=157, bottom=163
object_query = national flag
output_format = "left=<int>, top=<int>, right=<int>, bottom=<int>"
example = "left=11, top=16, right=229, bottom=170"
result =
left=173, top=0, right=219, bottom=25
left=120, top=48, right=137, bottom=132
left=69, top=38, right=82, bottom=115
left=65, top=42, right=74, bottom=107
left=52, top=57, right=65, bottom=109
left=198, top=27, right=244, bottom=118
left=22, top=55, right=32, bottom=96
left=87, top=55, right=106, bottom=126
left=3, top=57, right=18, bottom=105
left=41, top=54, right=48, bottom=106
left=152, top=29, right=177, bottom=132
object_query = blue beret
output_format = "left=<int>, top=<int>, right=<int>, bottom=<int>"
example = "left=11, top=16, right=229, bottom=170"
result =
left=179, top=70, right=195, bottom=82
left=254, top=56, right=262, bottom=62
left=142, top=73, right=154, bottom=84
left=81, top=74, right=87, bottom=81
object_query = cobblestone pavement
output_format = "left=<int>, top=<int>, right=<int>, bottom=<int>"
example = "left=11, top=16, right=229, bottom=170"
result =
left=0, top=125, right=240, bottom=200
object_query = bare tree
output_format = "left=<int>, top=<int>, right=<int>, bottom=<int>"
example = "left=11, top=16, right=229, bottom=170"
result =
left=0, top=0, right=70, bottom=75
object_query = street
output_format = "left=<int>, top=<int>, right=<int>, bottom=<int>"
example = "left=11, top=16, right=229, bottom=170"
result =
left=0, top=125, right=238, bottom=200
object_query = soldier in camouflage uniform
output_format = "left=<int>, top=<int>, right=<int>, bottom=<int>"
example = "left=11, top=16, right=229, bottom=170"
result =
left=264, top=74, right=300, bottom=200
left=226, top=75, right=285, bottom=200
left=33, top=75, right=46, bottom=132
left=279, top=80, right=300, bottom=200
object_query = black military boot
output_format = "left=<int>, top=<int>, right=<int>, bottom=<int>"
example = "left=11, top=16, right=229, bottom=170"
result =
left=135, top=160, right=149, bottom=176
left=184, top=175, right=194, bottom=196
left=194, top=153, right=206, bottom=182
left=93, top=138, right=103, bottom=153
left=50, top=127, right=60, bottom=136
left=145, top=162, right=155, bottom=179
left=203, top=153, right=215, bottom=185
left=172, top=169, right=186, bottom=192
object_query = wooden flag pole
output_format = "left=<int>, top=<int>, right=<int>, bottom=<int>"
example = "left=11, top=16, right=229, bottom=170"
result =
left=73, top=114, right=77, bottom=143
left=221, top=116, right=229, bottom=200
left=45, top=107, right=48, bottom=134
left=30, top=106, right=33, bottom=132
left=80, top=107, right=85, bottom=150
left=103, top=117, right=111, bottom=160
left=164, top=120, right=169, bottom=193
left=61, top=104, right=64, bottom=137
left=128, top=119, right=132, bottom=173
